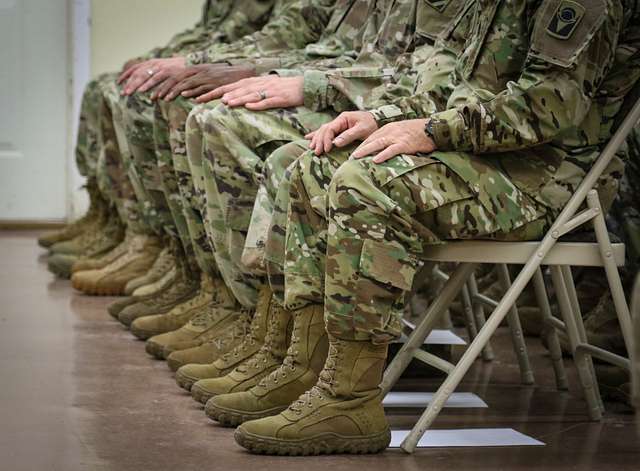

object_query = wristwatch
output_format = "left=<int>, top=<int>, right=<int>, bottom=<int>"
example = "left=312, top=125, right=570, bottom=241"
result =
left=424, top=118, right=436, bottom=141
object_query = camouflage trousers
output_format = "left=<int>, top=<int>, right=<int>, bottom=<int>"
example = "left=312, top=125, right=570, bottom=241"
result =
left=160, top=97, right=220, bottom=277
left=121, top=92, right=175, bottom=236
left=96, top=80, right=149, bottom=234
left=76, top=73, right=116, bottom=178
left=246, top=140, right=310, bottom=302
left=285, top=148, right=550, bottom=344
left=187, top=104, right=334, bottom=308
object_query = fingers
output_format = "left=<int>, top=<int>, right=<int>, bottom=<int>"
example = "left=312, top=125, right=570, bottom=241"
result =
left=179, top=83, right=217, bottom=99
left=117, top=63, right=143, bottom=85
left=333, top=123, right=371, bottom=148
left=351, top=136, right=389, bottom=159
left=195, top=89, right=218, bottom=103
left=138, top=70, right=169, bottom=93
left=153, top=77, right=179, bottom=100
left=244, top=97, right=288, bottom=111
left=372, top=144, right=405, bottom=164
left=224, top=91, right=263, bottom=107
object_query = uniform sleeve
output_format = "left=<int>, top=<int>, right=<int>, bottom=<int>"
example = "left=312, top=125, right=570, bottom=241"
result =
left=187, top=0, right=336, bottom=65
left=367, top=42, right=459, bottom=125
left=428, top=0, right=623, bottom=153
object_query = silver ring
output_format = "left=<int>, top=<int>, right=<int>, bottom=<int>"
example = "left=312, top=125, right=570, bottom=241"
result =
left=147, top=69, right=155, bottom=76
left=258, top=90, right=267, bottom=100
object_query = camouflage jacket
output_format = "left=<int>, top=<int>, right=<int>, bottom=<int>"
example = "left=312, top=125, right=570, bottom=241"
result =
left=301, top=0, right=467, bottom=111
left=186, top=0, right=339, bottom=69
left=147, top=0, right=277, bottom=59
left=366, top=0, right=640, bottom=215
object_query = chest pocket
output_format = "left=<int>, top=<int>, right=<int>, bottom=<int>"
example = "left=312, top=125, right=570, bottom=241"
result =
left=416, top=0, right=468, bottom=41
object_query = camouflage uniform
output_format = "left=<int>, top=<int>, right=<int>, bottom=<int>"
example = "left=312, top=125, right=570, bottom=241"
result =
left=150, top=0, right=341, bottom=279
left=76, top=0, right=241, bottom=188
left=283, top=0, right=638, bottom=344
left=192, top=0, right=464, bottom=308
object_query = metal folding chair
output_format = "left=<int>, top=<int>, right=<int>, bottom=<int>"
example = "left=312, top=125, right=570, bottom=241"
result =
left=382, top=90, right=640, bottom=453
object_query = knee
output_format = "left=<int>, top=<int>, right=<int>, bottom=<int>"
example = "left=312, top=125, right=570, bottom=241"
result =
left=328, top=158, right=372, bottom=206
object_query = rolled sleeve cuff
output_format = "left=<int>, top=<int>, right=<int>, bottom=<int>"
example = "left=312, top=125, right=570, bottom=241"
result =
left=226, top=57, right=283, bottom=75
left=271, top=68, right=304, bottom=77
left=302, top=69, right=331, bottom=111
left=429, top=108, right=470, bottom=151
left=187, top=51, right=206, bottom=66
left=369, top=105, right=407, bottom=126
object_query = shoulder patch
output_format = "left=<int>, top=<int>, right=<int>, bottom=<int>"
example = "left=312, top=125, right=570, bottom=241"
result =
left=530, top=0, right=608, bottom=67
left=546, top=1, right=586, bottom=39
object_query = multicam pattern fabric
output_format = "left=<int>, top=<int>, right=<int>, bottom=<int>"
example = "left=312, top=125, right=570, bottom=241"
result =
left=199, top=0, right=464, bottom=308
left=282, top=0, right=637, bottom=343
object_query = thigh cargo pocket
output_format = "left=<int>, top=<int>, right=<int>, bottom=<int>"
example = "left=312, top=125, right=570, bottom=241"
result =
left=353, top=239, right=423, bottom=342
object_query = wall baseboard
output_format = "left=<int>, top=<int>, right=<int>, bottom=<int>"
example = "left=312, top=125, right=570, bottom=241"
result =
left=0, top=220, right=67, bottom=230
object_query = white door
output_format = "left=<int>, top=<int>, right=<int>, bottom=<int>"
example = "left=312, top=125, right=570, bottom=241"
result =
left=0, top=0, right=69, bottom=221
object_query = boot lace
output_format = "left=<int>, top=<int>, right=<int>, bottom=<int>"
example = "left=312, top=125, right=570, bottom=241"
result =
left=255, top=314, right=301, bottom=389
left=288, top=341, right=340, bottom=414
left=217, top=307, right=261, bottom=362
left=235, top=304, right=284, bottom=374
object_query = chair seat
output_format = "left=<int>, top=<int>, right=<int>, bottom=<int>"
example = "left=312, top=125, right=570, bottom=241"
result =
left=421, top=241, right=625, bottom=267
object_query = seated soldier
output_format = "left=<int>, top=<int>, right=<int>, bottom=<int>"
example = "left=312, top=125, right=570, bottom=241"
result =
left=231, top=0, right=639, bottom=456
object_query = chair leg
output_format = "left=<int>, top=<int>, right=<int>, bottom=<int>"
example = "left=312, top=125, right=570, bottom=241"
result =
left=588, top=190, right=634, bottom=354
left=532, top=267, right=569, bottom=391
left=468, top=273, right=495, bottom=361
left=400, top=264, right=539, bottom=453
left=460, top=282, right=480, bottom=343
left=561, top=265, right=604, bottom=412
left=381, top=263, right=477, bottom=395
left=550, top=266, right=603, bottom=421
left=497, top=264, right=535, bottom=385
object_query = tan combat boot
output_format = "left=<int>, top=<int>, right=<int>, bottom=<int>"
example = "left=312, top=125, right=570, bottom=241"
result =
left=206, top=303, right=328, bottom=426
left=174, top=288, right=272, bottom=393
left=116, top=261, right=197, bottom=326
left=144, top=277, right=237, bottom=358
left=131, top=266, right=176, bottom=296
left=38, top=179, right=103, bottom=248
left=123, top=247, right=175, bottom=295
left=189, top=291, right=293, bottom=405
left=47, top=211, right=124, bottom=279
left=130, top=274, right=216, bottom=340
left=71, top=233, right=162, bottom=295
left=166, top=313, right=251, bottom=372
left=235, top=334, right=390, bottom=456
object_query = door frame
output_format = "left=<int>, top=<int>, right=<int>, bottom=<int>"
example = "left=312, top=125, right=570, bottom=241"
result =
left=67, top=0, right=91, bottom=220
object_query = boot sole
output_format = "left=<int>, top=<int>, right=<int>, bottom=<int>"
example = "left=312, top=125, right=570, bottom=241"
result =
left=48, top=263, right=72, bottom=279
left=191, top=383, right=215, bottom=404
left=175, top=370, right=200, bottom=391
left=167, top=356, right=184, bottom=372
left=234, top=428, right=391, bottom=456
left=205, top=403, right=287, bottom=427
left=71, top=277, right=126, bottom=296
left=145, top=339, right=166, bottom=360
left=130, top=324, right=162, bottom=341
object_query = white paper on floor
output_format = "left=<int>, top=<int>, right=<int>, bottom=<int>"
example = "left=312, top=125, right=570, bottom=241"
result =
left=396, top=329, right=466, bottom=346
left=383, top=392, right=488, bottom=408
left=389, top=429, right=545, bottom=448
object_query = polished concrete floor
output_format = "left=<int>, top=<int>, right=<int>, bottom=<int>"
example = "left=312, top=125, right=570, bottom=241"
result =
left=0, top=230, right=638, bottom=471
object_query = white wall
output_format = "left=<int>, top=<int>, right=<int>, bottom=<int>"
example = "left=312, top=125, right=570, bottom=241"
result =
left=69, top=0, right=204, bottom=219
left=90, top=0, right=202, bottom=78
